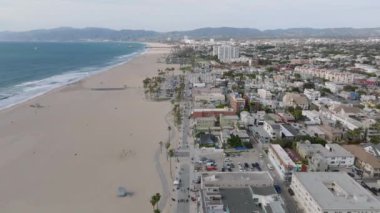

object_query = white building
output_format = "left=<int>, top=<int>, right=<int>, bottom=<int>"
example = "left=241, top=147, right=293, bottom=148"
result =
left=263, top=121, right=281, bottom=140
left=282, top=93, right=310, bottom=110
left=324, top=82, right=344, bottom=93
left=212, top=45, right=240, bottom=62
left=268, top=144, right=296, bottom=181
left=309, top=144, right=355, bottom=171
left=258, top=89, right=273, bottom=100
left=302, top=110, right=321, bottom=125
left=304, top=89, right=321, bottom=101
left=291, top=172, right=380, bottom=213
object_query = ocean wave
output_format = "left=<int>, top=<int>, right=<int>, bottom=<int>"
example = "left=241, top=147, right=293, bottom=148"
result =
left=0, top=49, right=144, bottom=110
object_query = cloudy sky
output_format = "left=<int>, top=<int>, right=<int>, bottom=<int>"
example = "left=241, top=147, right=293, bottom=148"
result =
left=0, top=0, right=379, bottom=32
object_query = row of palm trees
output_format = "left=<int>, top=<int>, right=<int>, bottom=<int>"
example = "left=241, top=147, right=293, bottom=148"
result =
left=150, top=193, right=161, bottom=213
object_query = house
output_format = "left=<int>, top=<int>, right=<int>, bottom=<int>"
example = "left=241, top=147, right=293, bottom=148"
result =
left=310, top=144, right=355, bottom=171
left=318, top=125, right=343, bottom=141
left=329, top=104, right=362, bottom=117
left=250, top=126, right=272, bottom=145
left=282, top=93, right=310, bottom=110
left=280, top=124, right=302, bottom=140
left=303, top=89, right=321, bottom=101
left=277, top=112, right=295, bottom=123
left=302, top=110, right=321, bottom=125
left=195, top=117, right=217, bottom=131
left=258, top=89, right=273, bottom=100
left=263, top=121, right=281, bottom=140
left=343, top=145, right=380, bottom=178
left=229, top=93, right=246, bottom=113
left=362, top=143, right=380, bottom=158
left=219, top=115, right=239, bottom=129
left=199, top=132, right=219, bottom=147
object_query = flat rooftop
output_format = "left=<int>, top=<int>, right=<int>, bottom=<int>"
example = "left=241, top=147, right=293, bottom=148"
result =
left=202, top=172, right=273, bottom=188
left=270, top=144, right=296, bottom=167
left=220, top=188, right=263, bottom=213
left=294, top=172, right=380, bottom=211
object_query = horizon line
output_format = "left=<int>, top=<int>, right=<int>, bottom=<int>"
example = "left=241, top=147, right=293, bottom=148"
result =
left=2, top=26, right=380, bottom=33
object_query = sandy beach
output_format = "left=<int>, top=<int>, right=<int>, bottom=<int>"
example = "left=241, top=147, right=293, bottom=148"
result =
left=0, top=43, right=174, bottom=213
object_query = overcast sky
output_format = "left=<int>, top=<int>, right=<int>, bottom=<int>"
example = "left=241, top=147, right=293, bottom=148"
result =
left=0, top=0, right=379, bottom=32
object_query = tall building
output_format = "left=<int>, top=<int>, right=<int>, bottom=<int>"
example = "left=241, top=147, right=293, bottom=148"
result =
left=212, top=45, right=239, bottom=62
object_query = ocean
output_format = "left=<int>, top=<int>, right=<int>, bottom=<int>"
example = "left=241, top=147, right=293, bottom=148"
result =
left=0, top=42, right=145, bottom=109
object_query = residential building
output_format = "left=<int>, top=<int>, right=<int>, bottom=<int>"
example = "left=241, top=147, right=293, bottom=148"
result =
left=282, top=93, right=310, bottom=109
left=324, top=82, right=344, bottom=93
left=310, top=144, right=355, bottom=171
left=291, top=172, right=380, bottom=213
left=250, top=126, right=272, bottom=145
left=268, top=144, right=296, bottom=181
left=304, top=89, right=321, bottom=101
left=362, top=143, right=380, bottom=158
left=263, top=121, right=281, bottom=140
left=219, top=115, right=239, bottom=129
left=258, top=89, right=273, bottom=100
left=193, top=93, right=225, bottom=104
left=195, top=117, right=217, bottom=131
left=343, top=145, right=380, bottom=178
left=191, top=108, right=236, bottom=118
left=212, top=45, right=240, bottom=62
left=302, top=110, right=321, bottom=125
left=229, top=93, right=246, bottom=113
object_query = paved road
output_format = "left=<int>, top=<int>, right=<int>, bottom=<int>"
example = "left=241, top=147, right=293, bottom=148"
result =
left=176, top=163, right=190, bottom=213
left=175, top=75, right=191, bottom=213
left=254, top=142, right=303, bottom=213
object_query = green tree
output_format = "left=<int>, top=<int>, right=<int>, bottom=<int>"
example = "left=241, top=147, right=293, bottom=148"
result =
left=168, top=149, right=175, bottom=179
left=165, top=142, right=170, bottom=160
left=287, top=106, right=303, bottom=121
left=150, top=193, right=161, bottom=211
left=227, top=135, right=243, bottom=148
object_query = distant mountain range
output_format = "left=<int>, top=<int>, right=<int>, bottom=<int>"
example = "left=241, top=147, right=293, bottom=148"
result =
left=1, top=27, right=380, bottom=41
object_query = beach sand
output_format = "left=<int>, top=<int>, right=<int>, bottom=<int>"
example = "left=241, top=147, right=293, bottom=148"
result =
left=0, top=43, right=174, bottom=213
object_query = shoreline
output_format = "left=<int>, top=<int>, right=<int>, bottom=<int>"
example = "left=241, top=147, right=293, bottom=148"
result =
left=0, top=44, right=147, bottom=113
left=0, top=43, right=175, bottom=212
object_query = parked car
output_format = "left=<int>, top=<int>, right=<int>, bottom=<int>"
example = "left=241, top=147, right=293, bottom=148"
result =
left=288, top=188, right=295, bottom=196
left=347, top=172, right=355, bottom=178
left=274, top=185, right=282, bottom=194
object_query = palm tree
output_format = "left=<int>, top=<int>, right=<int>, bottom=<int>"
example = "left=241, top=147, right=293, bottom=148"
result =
left=150, top=193, right=161, bottom=211
left=154, top=193, right=161, bottom=209
left=168, top=126, right=171, bottom=143
left=154, top=209, right=161, bottom=213
left=165, top=142, right=170, bottom=160
left=159, top=141, right=163, bottom=154
left=168, top=149, right=175, bottom=179
left=150, top=196, right=156, bottom=210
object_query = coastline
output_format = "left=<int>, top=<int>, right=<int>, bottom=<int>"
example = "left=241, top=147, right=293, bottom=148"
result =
left=0, top=43, right=146, bottom=112
left=0, top=43, right=174, bottom=212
